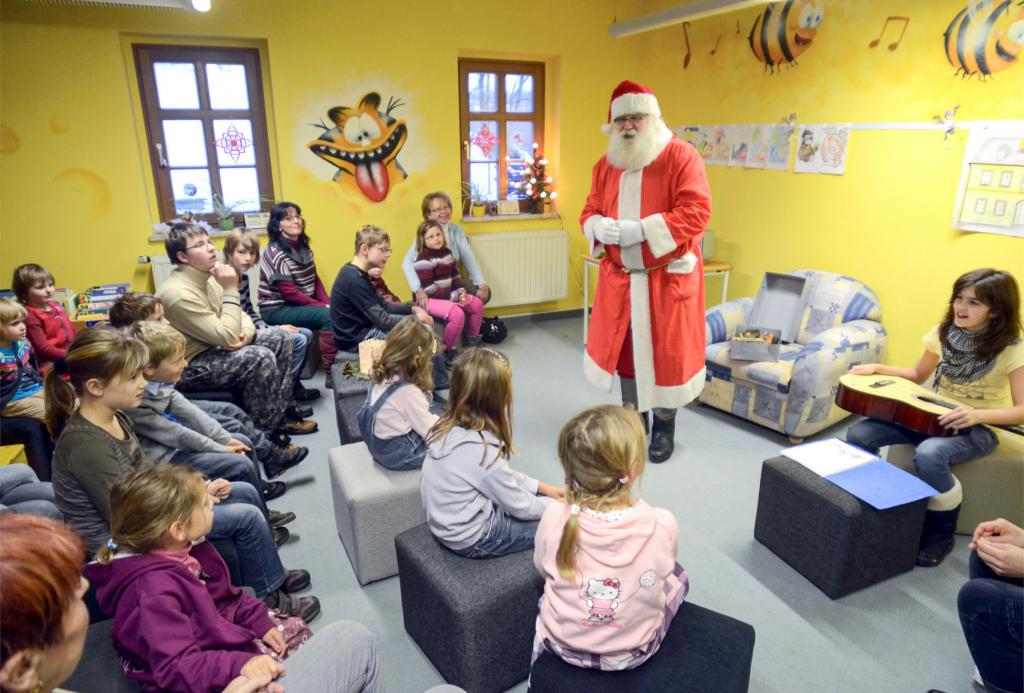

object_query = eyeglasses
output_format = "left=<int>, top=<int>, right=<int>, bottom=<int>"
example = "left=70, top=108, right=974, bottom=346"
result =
left=430, top=206, right=451, bottom=213
left=372, top=246, right=393, bottom=255
left=283, top=215, right=304, bottom=222
left=613, top=114, right=647, bottom=126
left=185, top=240, right=214, bottom=251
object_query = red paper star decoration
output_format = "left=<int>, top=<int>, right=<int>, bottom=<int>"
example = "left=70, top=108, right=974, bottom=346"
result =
left=472, top=123, right=497, bottom=159
left=216, top=124, right=251, bottom=163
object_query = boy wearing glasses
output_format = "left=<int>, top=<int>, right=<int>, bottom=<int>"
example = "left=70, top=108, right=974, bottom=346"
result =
left=156, top=223, right=317, bottom=437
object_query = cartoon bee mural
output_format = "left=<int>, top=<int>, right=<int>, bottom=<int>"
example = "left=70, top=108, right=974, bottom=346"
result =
left=308, top=92, right=408, bottom=202
left=749, top=0, right=825, bottom=71
left=943, top=0, right=1024, bottom=78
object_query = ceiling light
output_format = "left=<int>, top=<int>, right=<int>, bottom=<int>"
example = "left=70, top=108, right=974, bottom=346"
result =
left=609, top=0, right=774, bottom=38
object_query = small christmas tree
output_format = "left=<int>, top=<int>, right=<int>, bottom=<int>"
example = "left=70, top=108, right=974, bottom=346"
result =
left=509, top=142, right=557, bottom=213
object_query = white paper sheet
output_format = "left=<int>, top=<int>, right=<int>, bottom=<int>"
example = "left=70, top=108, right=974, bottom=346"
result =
left=781, top=438, right=877, bottom=477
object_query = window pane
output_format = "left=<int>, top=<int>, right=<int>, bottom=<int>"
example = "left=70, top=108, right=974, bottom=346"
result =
left=469, top=162, right=498, bottom=201
left=505, top=74, right=534, bottom=113
left=506, top=121, right=534, bottom=161
left=469, top=120, right=499, bottom=161
left=170, top=168, right=213, bottom=214
left=467, top=72, right=497, bottom=113
left=162, top=120, right=208, bottom=167
left=213, top=120, right=255, bottom=166
left=154, top=62, right=200, bottom=110
left=206, top=63, right=249, bottom=110
left=220, top=167, right=261, bottom=211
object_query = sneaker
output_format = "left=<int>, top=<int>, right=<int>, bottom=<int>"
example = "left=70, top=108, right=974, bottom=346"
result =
left=269, top=431, right=292, bottom=448
left=262, top=481, right=286, bottom=502
left=268, top=509, right=296, bottom=528
left=286, top=404, right=314, bottom=419
left=294, top=384, right=321, bottom=402
left=272, top=526, right=290, bottom=547
left=280, top=568, right=311, bottom=593
left=263, top=591, right=321, bottom=622
left=264, top=445, right=309, bottom=480
left=277, top=418, right=319, bottom=435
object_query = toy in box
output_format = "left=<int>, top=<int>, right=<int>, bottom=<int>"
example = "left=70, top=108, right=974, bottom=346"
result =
left=730, top=272, right=810, bottom=362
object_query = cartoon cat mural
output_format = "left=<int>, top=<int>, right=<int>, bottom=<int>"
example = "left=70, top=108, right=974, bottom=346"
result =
left=308, top=92, right=409, bottom=202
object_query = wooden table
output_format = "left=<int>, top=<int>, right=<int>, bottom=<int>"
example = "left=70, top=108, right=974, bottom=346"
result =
left=581, top=255, right=733, bottom=344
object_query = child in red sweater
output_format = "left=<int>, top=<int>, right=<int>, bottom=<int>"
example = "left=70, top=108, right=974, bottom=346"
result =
left=12, top=263, right=75, bottom=375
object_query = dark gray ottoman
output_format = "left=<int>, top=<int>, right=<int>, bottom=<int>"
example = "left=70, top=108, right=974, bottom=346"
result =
left=395, top=523, right=543, bottom=693
left=754, top=455, right=927, bottom=599
left=529, top=601, right=756, bottom=693
left=331, top=353, right=369, bottom=445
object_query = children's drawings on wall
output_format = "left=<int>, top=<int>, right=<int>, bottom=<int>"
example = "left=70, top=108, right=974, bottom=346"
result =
left=730, top=125, right=753, bottom=166
left=746, top=125, right=769, bottom=169
left=712, top=126, right=733, bottom=166
left=766, top=124, right=794, bottom=170
left=953, top=120, right=1024, bottom=237
left=793, top=124, right=850, bottom=175
left=943, top=1, right=1024, bottom=79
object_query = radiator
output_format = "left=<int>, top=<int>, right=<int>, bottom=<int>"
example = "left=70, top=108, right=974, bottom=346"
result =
left=150, top=254, right=260, bottom=304
left=467, top=230, right=568, bottom=308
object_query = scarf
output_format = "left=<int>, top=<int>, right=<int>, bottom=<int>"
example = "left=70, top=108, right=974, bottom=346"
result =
left=934, top=325, right=995, bottom=387
left=276, top=237, right=314, bottom=267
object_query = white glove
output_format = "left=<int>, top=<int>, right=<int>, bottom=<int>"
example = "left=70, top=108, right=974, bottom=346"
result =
left=593, top=217, right=620, bottom=246
left=617, top=219, right=644, bottom=247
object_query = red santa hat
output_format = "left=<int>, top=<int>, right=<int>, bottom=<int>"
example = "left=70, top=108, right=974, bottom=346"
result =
left=602, top=80, right=661, bottom=133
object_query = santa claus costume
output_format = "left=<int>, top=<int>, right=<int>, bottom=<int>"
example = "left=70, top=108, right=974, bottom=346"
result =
left=580, top=80, right=712, bottom=462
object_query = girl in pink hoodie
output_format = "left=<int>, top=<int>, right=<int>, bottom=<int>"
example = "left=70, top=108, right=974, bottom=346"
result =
left=532, top=405, right=689, bottom=673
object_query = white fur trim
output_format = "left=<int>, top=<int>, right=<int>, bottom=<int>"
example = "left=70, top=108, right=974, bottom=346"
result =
left=630, top=272, right=656, bottom=412
left=642, top=213, right=675, bottom=258
left=610, top=93, right=661, bottom=121
left=601, top=123, right=613, bottom=134
left=583, top=350, right=614, bottom=392
left=617, top=170, right=645, bottom=270
left=927, top=476, right=962, bottom=511
left=583, top=215, right=603, bottom=253
left=651, top=367, right=706, bottom=409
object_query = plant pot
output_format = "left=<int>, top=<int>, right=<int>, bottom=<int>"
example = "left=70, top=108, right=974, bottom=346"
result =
left=471, top=204, right=487, bottom=218
left=218, top=217, right=235, bottom=230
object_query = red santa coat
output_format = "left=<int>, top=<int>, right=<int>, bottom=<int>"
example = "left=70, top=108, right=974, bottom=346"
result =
left=580, top=135, right=712, bottom=411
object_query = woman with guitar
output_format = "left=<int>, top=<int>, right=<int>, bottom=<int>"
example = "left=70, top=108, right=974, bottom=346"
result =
left=845, top=269, right=1024, bottom=568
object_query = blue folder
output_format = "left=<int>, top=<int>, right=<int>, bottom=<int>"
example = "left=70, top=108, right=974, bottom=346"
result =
left=825, top=460, right=937, bottom=510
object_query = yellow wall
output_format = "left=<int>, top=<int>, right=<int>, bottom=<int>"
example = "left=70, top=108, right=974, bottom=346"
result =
left=0, top=0, right=648, bottom=313
left=633, top=0, right=1023, bottom=364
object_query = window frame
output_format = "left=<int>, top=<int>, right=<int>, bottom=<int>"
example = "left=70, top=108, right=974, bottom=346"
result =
left=133, top=44, right=274, bottom=224
left=458, top=58, right=545, bottom=209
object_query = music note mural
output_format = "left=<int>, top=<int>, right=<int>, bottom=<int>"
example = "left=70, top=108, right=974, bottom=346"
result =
left=943, top=1, right=1024, bottom=78
left=868, top=16, right=909, bottom=51
left=710, top=34, right=723, bottom=56
left=682, top=21, right=692, bottom=69
left=749, top=0, right=825, bottom=72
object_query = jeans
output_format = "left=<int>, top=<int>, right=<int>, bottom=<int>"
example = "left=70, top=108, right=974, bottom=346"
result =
left=0, top=464, right=62, bottom=521
left=845, top=418, right=998, bottom=492
left=958, top=551, right=1024, bottom=693
left=357, top=383, right=427, bottom=471
left=170, top=448, right=268, bottom=519
left=287, top=328, right=313, bottom=382
left=208, top=481, right=285, bottom=598
left=454, top=504, right=539, bottom=559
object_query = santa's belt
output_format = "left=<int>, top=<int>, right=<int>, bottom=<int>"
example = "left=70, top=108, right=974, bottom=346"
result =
left=613, top=259, right=673, bottom=274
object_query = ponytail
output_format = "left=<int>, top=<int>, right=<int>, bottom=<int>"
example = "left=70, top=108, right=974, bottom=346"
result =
left=44, top=328, right=149, bottom=441
left=555, top=501, right=581, bottom=579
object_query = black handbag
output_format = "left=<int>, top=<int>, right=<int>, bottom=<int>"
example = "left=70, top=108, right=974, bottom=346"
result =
left=480, top=316, right=508, bottom=344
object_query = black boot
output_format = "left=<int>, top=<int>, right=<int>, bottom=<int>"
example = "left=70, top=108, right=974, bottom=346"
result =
left=638, top=410, right=650, bottom=436
left=648, top=413, right=676, bottom=463
left=916, top=505, right=960, bottom=567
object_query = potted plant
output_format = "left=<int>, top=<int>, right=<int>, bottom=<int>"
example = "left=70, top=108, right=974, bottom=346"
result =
left=211, top=193, right=247, bottom=230
left=461, top=181, right=488, bottom=218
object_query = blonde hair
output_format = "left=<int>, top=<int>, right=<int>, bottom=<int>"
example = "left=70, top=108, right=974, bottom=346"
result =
left=370, top=315, right=436, bottom=391
left=133, top=320, right=186, bottom=367
left=0, top=297, right=27, bottom=326
left=555, top=405, right=646, bottom=578
left=427, top=348, right=513, bottom=466
left=415, top=220, right=444, bottom=253
left=354, top=224, right=389, bottom=254
left=223, top=228, right=261, bottom=259
left=44, top=329, right=149, bottom=440
left=95, top=464, right=207, bottom=564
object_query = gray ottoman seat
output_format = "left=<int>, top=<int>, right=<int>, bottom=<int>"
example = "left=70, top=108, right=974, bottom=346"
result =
left=331, top=352, right=369, bottom=445
left=754, top=455, right=927, bottom=599
left=395, top=523, right=543, bottom=693
left=328, top=444, right=425, bottom=585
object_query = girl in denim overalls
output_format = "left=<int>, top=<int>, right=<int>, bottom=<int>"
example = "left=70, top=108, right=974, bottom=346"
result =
left=357, top=315, right=439, bottom=470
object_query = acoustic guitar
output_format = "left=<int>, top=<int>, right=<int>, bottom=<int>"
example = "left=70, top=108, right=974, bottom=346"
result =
left=835, top=373, right=1024, bottom=438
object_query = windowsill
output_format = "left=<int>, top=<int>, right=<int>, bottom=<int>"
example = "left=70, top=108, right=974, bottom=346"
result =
left=462, top=212, right=561, bottom=224
left=148, top=227, right=268, bottom=242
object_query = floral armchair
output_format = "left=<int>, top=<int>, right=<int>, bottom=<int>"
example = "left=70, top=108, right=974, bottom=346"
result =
left=700, top=270, right=887, bottom=442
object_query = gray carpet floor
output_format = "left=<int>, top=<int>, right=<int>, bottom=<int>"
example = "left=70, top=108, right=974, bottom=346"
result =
left=273, top=314, right=976, bottom=693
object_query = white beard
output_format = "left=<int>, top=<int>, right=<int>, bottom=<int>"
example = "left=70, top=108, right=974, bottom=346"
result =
left=606, top=117, right=673, bottom=171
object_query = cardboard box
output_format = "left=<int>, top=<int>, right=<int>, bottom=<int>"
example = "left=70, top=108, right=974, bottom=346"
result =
left=731, top=272, right=809, bottom=361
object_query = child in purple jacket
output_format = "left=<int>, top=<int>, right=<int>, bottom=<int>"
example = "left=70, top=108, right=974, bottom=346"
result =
left=85, top=464, right=384, bottom=693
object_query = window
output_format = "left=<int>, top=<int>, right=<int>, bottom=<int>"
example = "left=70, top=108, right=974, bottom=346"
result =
left=134, top=45, right=274, bottom=223
left=458, top=59, right=544, bottom=207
